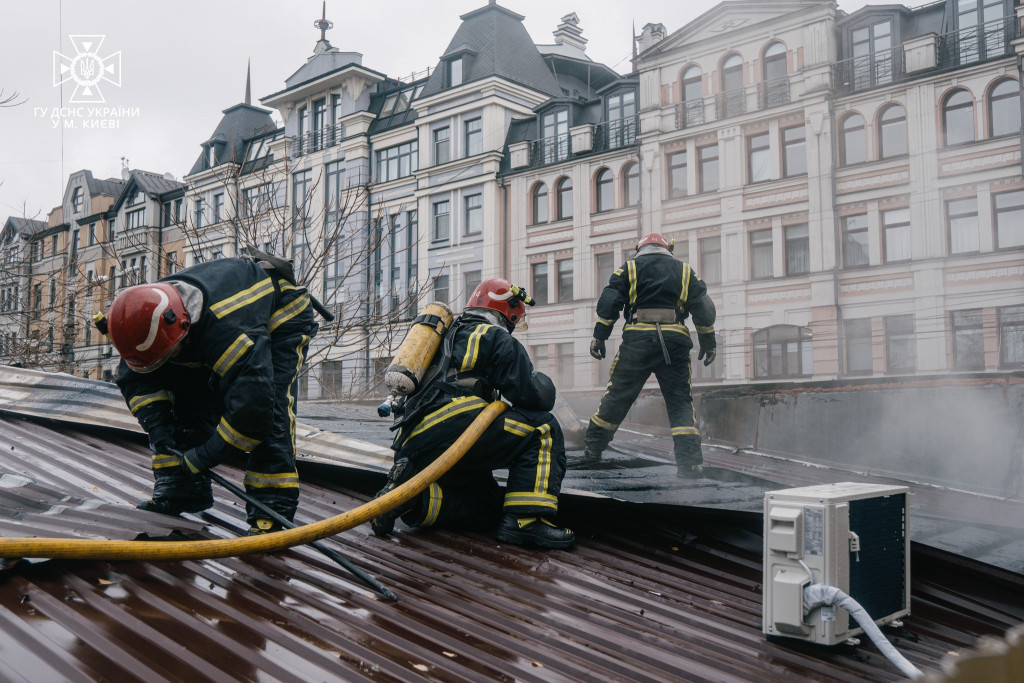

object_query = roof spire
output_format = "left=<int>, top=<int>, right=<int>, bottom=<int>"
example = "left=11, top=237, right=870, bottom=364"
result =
left=632, top=22, right=638, bottom=72
left=315, top=1, right=332, bottom=42
left=244, top=59, right=251, bottom=106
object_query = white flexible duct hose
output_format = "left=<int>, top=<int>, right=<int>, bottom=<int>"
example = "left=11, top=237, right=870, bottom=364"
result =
left=798, top=560, right=923, bottom=680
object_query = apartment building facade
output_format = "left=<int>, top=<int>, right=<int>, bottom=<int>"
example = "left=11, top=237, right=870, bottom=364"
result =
left=503, top=0, right=1024, bottom=394
left=2, top=0, right=1020, bottom=396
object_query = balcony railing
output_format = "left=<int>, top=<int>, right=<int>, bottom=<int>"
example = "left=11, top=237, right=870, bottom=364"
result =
left=593, top=116, right=638, bottom=154
left=291, top=123, right=344, bottom=157
left=675, top=76, right=793, bottom=130
left=676, top=99, right=707, bottom=129
left=832, top=47, right=906, bottom=94
left=758, top=77, right=791, bottom=108
left=527, top=134, right=571, bottom=168
left=938, top=15, right=1017, bottom=69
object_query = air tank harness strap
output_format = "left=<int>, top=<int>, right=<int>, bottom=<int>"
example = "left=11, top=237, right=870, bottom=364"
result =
left=412, top=312, right=447, bottom=335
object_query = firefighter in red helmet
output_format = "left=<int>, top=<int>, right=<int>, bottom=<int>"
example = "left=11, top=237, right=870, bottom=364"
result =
left=371, top=277, right=574, bottom=549
left=585, top=233, right=717, bottom=476
left=105, top=255, right=318, bottom=533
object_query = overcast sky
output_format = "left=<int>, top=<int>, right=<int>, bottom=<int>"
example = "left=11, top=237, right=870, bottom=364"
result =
left=0, top=0, right=877, bottom=221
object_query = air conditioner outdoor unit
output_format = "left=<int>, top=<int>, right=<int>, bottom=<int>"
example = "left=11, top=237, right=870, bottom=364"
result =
left=763, top=482, right=910, bottom=646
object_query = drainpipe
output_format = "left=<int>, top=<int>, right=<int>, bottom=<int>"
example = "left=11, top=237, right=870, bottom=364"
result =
left=828, top=96, right=844, bottom=379
left=365, top=137, right=374, bottom=392
left=157, top=198, right=164, bottom=279
left=1018, top=55, right=1023, bottom=177
left=635, top=114, right=644, bottom=235
left=500, top=174, right=508, bottom=277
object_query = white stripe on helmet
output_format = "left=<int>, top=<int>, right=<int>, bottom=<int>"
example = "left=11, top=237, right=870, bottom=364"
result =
left=136, top=288, right=169, bottom=352
left=488, top=290, right=513, bottom=301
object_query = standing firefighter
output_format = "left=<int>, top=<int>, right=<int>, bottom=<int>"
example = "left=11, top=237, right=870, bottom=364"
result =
left=585, top=233, right=717, bottom=476
left=371, top=277, right=574, bottom=549
left=103, top=255, right=318, bottom=534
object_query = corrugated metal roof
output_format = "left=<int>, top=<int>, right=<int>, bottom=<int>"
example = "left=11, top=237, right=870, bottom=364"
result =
left=1, top=413, right=1022, bottom=681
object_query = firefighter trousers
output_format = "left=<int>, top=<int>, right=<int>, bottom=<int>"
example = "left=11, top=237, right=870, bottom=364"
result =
left=394, top=396, right=567, bottom=530
left=585, top=329, right=702, bottom=469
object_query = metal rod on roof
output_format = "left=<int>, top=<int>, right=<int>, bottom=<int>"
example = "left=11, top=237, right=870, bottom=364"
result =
left=206, top=469, right=399, bottom=602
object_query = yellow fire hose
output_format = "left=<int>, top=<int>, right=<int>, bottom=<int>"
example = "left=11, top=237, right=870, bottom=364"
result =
left=0, top=401, right=507, bottom=562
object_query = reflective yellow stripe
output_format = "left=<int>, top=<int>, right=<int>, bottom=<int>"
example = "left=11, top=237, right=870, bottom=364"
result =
left=533, top=423, right=553, bottom=494
left=627, top=260, right=637, bottom=309
left=213, top=334, right=254, bottom=377
left=503, top=491, right=558, bottom=510
left=405, top=396, right=488, bottom=443
left=269, top=292, right=310, bottom=333
left=243, top=470, right=300, bottom=489
left=596, top=317, right=614, bottom=327
left=420, top=483, right=443, bottom=526
left=503, top=418, right=534, bottom=437
left=287, top=334, right=310, bottom=455
left=679, top=263, right=691, bottom=307
left=590, top=414, right=618, bottom=431
left=695, top=325, right=715, bottom=334
left=460, top=324, right=492, bottom=373
left=672, top=426, right=701, bottom=436
left=129, top=390, right=173, bottom=414
left=210, top=278, right=275, bottom=318
left=278, top=281, right=297, bottom=291
left=623, top=322, right=690, bottom=336
left=151, top=453, right=182, bottom=469
left=217, top=417, right=261, bottom=452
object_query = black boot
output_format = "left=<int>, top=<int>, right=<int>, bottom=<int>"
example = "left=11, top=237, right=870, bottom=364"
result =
left=581, top=447, right=603, bottom=465
left=495, top=513, right=575, bottom=549
left=370, top=458, right=416, bottom=537
left=137, top=466, right=213, bottom=516
left=246, top=518, right=285, bottom=535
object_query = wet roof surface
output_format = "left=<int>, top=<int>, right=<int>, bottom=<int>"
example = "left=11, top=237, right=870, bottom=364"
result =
left=1, top=413, right=1023, bottom=681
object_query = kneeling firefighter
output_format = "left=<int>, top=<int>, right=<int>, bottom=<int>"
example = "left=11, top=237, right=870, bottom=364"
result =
left=585, top=233, right=717, bottom=476
left=101, top=250, right=320, bottom=534
left=371, top=277, right=574, bottom=549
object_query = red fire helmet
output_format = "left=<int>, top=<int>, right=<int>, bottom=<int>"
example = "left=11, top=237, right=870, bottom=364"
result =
left=636, top=233, right=674, bottom=252
left=107, top=283, right=191, bottom=373
left=465, top=277, right=529, bottom=327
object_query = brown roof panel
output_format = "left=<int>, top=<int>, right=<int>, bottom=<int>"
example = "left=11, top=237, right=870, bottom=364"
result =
left=1, top=414, right=1023, bottom=681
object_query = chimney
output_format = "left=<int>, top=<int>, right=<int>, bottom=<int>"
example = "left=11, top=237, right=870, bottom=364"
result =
left=637, top=22, right=667, bottom=54
left=553, top=12, right=588, bottom=54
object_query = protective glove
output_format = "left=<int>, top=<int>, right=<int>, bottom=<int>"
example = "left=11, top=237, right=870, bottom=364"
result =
left=181, top=445, right=212, bottom=479
left=589, top=338, right=606, bottom=360
left=697, top=332, right=717, bottom=366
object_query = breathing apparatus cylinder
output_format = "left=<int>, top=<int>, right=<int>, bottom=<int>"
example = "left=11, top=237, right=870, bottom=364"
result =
left=383, top=302, right=454, bottom=398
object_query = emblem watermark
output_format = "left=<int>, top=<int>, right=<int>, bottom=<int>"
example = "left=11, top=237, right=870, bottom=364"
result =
left=54, top=35, right=122, bottom=104
left=41, top=35, right=139, bottom=128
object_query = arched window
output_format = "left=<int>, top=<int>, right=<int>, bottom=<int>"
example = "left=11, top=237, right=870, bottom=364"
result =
left=556, top=177, right=573, bottom=220
left=623, top=163, right=640, bottom=207
left=722, top=54, right=743, bottom=91
left=989, top=79, right=1021, bottom=138
left=753, top=325, right=812, bottom=378
left=943, top=89, right=975, bottom=146
left=680, top=66, right=703, bottom=127
left=531, top=182, right=548, bottom=224
left=878, top=104, right=908, bottom=159
left=595, top=169, right=614, bottom=212
left=763, top=43, right=787, bottom=81
left=839, top=113, right=866, bottom=165
left=762, top=42, right=789, bottom=107
left=721, top=54, right=745, bottom=117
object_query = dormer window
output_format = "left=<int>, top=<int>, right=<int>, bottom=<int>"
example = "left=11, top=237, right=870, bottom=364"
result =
left=72, top=187, right=84, bottom=213
left=448, top=57, right=464, bottom=87
left=207, top=145, right=216, bottom=168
